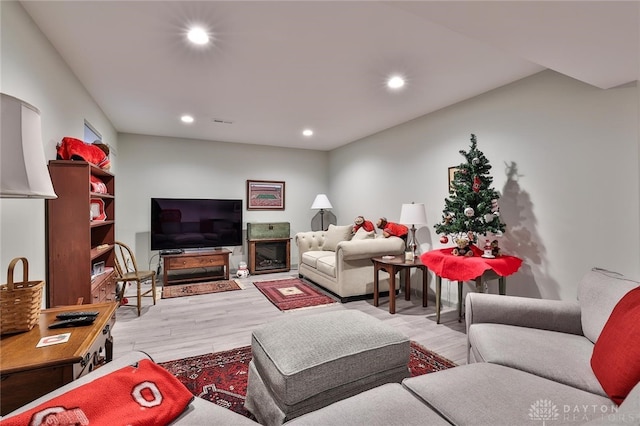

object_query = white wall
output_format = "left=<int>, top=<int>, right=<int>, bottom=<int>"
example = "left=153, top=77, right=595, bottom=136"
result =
left=0, top=1, right=117, bottom=303
left=330, top=70, right=639, bottom=302
left=116, top=133, right=328, bottom=271
left=3, top=0, right=638, bottom=309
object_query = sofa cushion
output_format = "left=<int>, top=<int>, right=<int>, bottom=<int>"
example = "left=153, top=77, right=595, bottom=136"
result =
left=316, top=256, right=336, bottom=278
left=285, top=383, right=450, bottom=426
left=352, top=228, right=375, bottom=240
left=403, top=363, right=613, bottom=425
left=301, top=251, right=333, bottom=268
left=322, top=224, right=353, bottom=251
left=591, top=286, right=640, bottom=405
left=579, top=268, right=639, bottom=343
left=468, top=323, right=606, bottom=396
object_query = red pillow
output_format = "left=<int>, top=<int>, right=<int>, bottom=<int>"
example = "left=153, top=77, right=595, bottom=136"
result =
left=591, top=286, right=640, bottom=405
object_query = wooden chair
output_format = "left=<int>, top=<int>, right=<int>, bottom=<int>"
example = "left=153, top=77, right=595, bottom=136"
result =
left=113, top=241, right=156, bottom=316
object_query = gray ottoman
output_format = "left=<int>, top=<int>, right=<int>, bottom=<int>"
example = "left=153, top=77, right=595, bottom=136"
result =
left=244, top=310, right=410, bottom=425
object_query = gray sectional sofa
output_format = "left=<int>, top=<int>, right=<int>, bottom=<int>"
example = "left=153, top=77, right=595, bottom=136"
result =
left=288, top=267, right=640, bottom=425
left=4, top=268, right=638, bottom=425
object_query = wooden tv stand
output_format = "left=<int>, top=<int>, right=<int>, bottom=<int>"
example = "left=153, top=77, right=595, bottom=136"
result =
left=162, top=249, right=231, bottom=285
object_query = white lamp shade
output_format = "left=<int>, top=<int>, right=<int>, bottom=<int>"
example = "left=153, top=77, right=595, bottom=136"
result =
left=399, top=202, right=427, bottom=225
left=1, top=93, right=57, bottom=198
left=311, top=193, right=332, bottom=209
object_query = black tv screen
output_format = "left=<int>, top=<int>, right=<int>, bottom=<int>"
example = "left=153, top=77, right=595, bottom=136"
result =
left=150, top=198, right=243, bottom=251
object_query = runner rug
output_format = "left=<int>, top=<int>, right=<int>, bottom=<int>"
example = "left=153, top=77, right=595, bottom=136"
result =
left=162, top=280, right=242, bottom=299
left=158, top=341, right=456, bottom=419
left=253, top=277, right=337, bottom=311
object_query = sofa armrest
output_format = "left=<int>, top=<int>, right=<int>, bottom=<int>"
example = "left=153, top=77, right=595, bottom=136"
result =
left=465, top=292, right=583, bottom=335
left=295, top=231, right=326, bottom=254
left=336, top=237, right=405, bottom=261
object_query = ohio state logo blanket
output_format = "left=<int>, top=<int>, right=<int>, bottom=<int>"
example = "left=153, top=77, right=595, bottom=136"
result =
left=1, top=359, right=193, bottom=426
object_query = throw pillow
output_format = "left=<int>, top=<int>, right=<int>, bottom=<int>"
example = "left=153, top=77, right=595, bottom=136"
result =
left=352, top=228, right=375, bottom=240
left=590, top=286, right=640, bottom=405
left=323, top=224, right=354, bottom=251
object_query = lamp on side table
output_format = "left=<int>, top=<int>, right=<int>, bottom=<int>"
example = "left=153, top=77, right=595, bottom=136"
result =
left=399, top=202, right=428, bottom=259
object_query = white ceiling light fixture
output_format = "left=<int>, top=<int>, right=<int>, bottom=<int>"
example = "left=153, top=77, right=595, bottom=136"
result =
left=387, top=75, right=406, bottom=90
left=302, top=129, right=313, bottom=137
left=181, top=115, right=194, bottom=124
left=187, top=27, right=210, bottom=45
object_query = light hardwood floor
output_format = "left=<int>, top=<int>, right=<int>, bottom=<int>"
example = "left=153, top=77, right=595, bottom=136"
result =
left=111, top=272, right=468, bottom=365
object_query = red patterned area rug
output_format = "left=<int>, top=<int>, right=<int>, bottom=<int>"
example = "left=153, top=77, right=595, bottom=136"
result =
left=158, top=341, right=456, bottom=419
left=162, top=280, right=242, bottom=299
left=253, top=277, right=337, bottom=311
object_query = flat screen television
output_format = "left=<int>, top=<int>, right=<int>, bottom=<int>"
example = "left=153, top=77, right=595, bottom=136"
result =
left=150, top=198, right=243, bottom=251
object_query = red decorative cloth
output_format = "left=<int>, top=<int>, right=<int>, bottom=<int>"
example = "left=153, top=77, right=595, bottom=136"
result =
left=1, top=359, right=193, bottom=426
left=421, top=245, right=522, bottom=281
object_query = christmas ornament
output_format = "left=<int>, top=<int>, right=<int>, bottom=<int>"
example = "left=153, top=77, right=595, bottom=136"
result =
left=473, top=176, right=481, bottom=193
left=464, top=207, right=475, bottom=217
left=491, top=199, right=499, bottom=212
left=440, top=235, right=449, bottom=244
left=484, top=213, right=494, bottom=223
left=472, top=157, right=480, bottom=165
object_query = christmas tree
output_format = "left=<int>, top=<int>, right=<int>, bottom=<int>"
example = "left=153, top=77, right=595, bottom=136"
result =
left=434, top=134, right=506, bottom=252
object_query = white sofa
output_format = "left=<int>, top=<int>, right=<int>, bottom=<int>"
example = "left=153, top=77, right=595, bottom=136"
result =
left=295, top=225, right=405, bottom=301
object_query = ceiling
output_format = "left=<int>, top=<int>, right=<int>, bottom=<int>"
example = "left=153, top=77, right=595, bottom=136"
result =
left=20, top=1, right=639, bottom=151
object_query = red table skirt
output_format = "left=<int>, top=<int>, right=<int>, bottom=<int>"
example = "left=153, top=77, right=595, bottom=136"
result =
left=420, top=245, right=522, bottom=282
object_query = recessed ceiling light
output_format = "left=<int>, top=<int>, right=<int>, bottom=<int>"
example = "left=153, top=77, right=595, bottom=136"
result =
left=303, top=129, right=313, bottom=137
left=387, top=75, right=405, bottom=89
left=181, top=115, right=194, bottom=124
left=187, top=27, right=209, bottom=45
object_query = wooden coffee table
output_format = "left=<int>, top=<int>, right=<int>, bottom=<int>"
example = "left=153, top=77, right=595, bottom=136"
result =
left=372, top=255, right=428, bottom=314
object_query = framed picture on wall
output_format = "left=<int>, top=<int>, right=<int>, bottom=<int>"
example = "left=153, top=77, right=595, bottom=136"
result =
left=448, top=166, right=459, bottom=193
left=247, top=180, right=285, bottom=210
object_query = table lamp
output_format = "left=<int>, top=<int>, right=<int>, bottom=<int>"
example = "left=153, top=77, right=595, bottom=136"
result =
left=311, top=194, right=332, bottom=231
left=1, top=93, right=57, bottom=199
left=399, top=202, right=427, bottom=259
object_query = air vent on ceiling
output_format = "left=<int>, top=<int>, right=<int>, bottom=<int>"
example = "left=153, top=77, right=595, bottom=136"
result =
left=211, top=118, right=234, bottom=125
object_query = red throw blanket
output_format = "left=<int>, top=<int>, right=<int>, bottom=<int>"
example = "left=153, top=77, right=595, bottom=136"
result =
left=1, top=359, right=193, bottom=426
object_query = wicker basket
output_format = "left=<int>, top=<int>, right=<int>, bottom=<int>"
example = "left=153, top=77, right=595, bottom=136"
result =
left=0, top=257, right=44, bottom=335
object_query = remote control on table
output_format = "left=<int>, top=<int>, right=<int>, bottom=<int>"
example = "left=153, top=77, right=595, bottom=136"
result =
left=55, top=311, right=99, bottom=320
left=48, top=316, right=96, bottom=329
